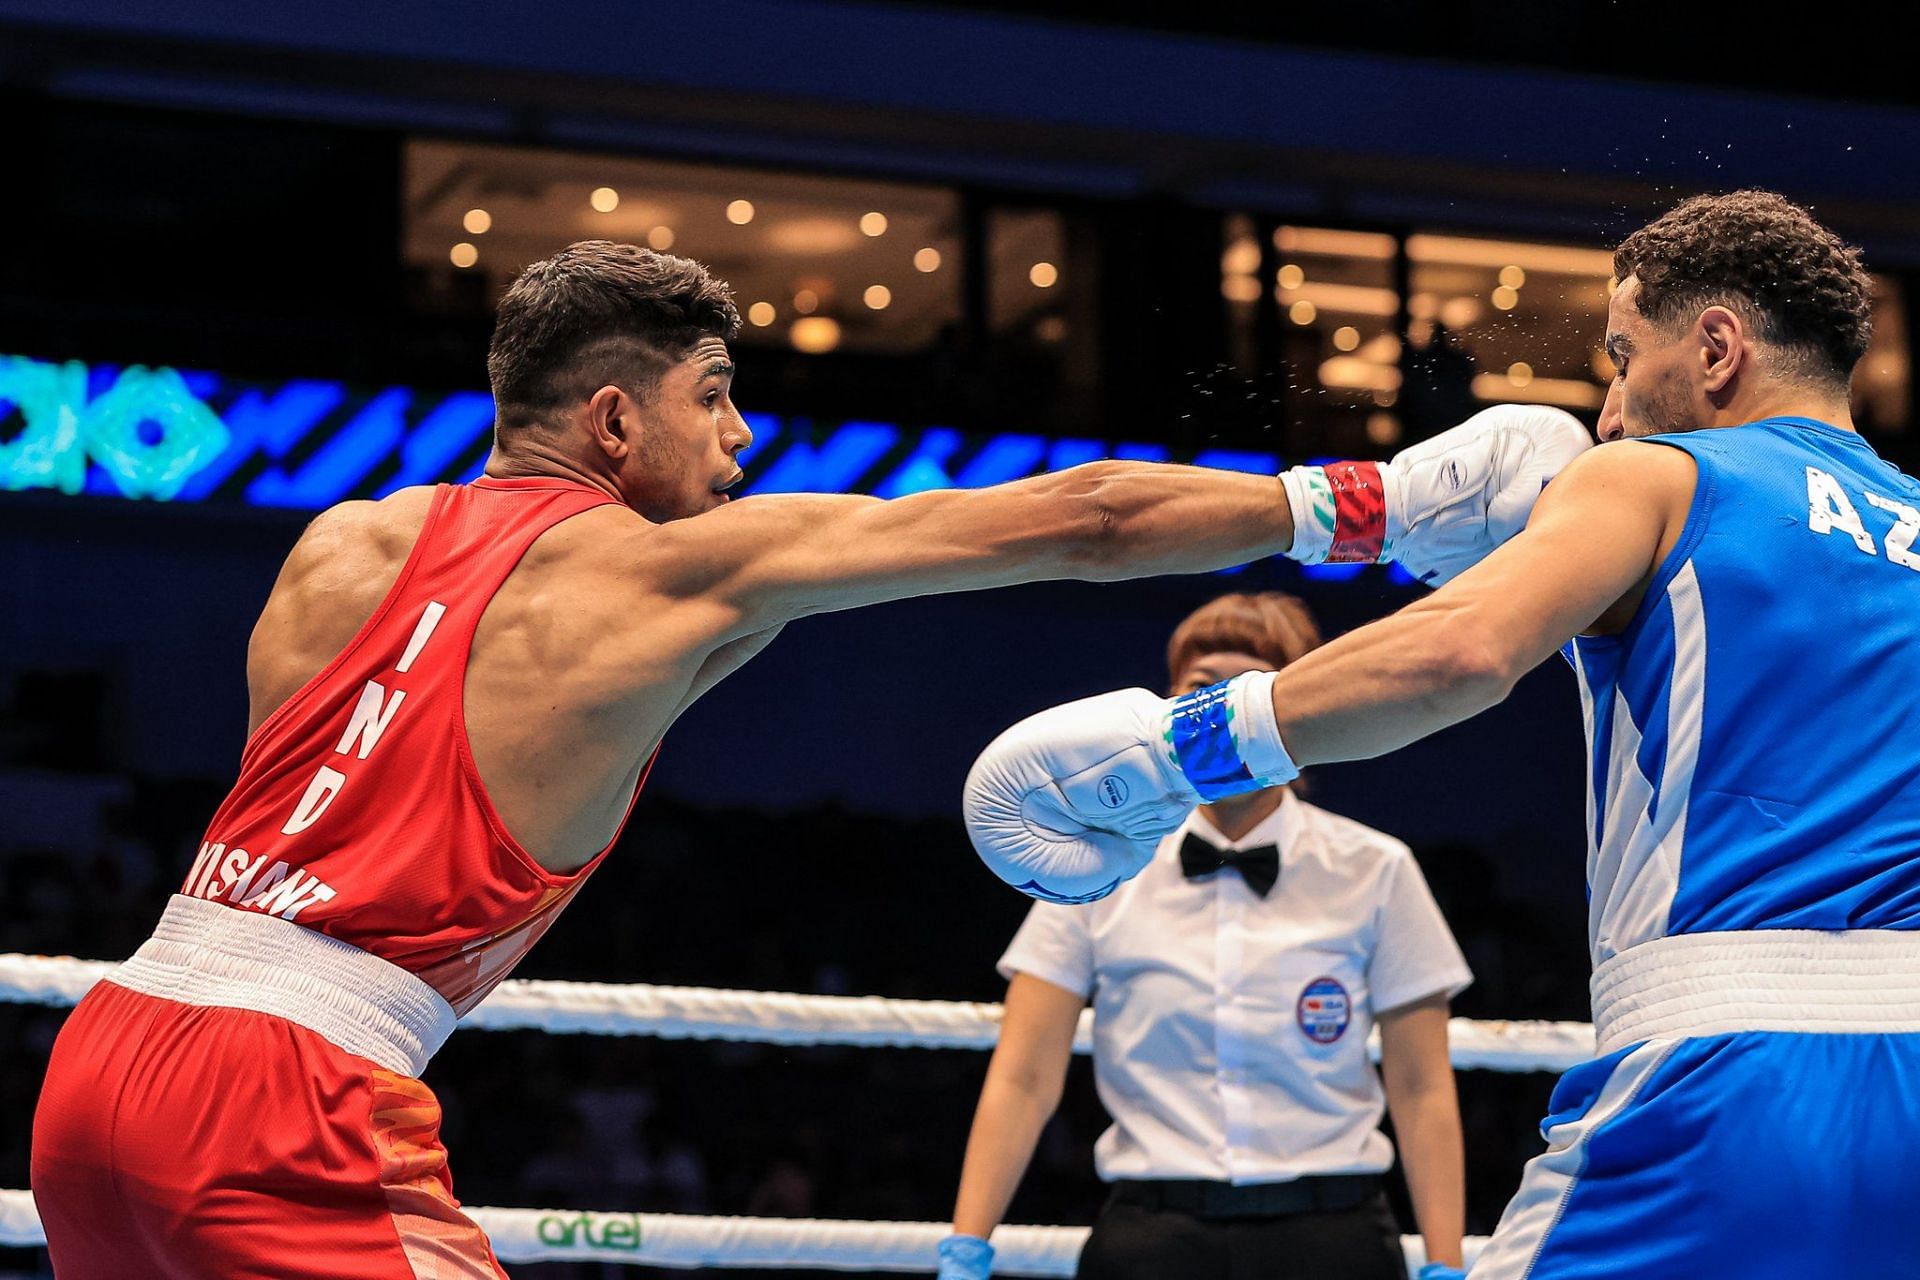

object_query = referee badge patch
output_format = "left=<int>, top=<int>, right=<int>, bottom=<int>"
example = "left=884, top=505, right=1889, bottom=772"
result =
left=1296, top=976, right=1351, bottom=1044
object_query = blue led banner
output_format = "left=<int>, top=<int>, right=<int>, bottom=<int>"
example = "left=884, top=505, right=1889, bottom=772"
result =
left=0, top=352, right=1402, bottom=580
left=0, top=351, right=1304, bottom=505
left=0, top=354, right=502, bottom=507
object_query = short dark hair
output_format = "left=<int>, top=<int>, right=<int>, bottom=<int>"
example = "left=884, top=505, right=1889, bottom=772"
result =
left=487, top=240, right=741, bottom=431
left=1613, top=191, right=1873, bottom=386
left=1166, top=592, right=1322, bottom=689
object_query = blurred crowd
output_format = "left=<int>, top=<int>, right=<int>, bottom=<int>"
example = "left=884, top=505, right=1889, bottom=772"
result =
left=0, top=779, right=1589, bottom=1280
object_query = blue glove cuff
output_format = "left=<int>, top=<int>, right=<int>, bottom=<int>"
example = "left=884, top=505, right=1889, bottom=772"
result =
left=1165, top=673, right=1297, bottom=801
left=1167, top=680, right=1259, bottom=800
left=1417, top=1264, right=1468, bottom=1280
left=939, top=1234, right=995, bottom=1279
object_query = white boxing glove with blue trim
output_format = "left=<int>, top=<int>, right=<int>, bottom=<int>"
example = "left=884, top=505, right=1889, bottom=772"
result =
left=964, top=673, right=1298, bottom=903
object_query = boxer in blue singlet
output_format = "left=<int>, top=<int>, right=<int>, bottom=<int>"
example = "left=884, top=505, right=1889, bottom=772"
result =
left=968, top=191, right=1920, bottom=1278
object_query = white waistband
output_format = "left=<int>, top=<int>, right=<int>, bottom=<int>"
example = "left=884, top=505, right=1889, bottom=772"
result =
left=1590, top=929, right=1920, bottom=1055
left=106, top=894, right=456, bottom=1077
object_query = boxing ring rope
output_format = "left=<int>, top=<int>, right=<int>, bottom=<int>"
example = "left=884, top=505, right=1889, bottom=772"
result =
left=1, top=951, right=1564, bottom=1273
left=0, top=1190, right=1487, bottom=1275
left=0, top=952, right=1597, bottom=1069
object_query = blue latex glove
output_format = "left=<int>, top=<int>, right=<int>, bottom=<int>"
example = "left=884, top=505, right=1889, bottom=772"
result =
left=937, top=1234, right=994, bottom=1280
left=1418, top=1264, right=1468, bottom=1280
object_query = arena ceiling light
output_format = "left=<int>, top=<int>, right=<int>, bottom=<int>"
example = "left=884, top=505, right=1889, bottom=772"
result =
left=1274, top=226, right=1396, bottom=259
left=1406, top=234, right=1614, bottom=276
left=1282, top=282, right=1400, bottom=317
left=1470, top=372, right=1604, bottom=408
left=405, top=139, right=962, bottom=356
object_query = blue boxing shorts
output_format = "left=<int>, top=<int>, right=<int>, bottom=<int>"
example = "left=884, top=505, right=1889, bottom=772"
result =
left=1470, top=930, right=1920, bottom=1279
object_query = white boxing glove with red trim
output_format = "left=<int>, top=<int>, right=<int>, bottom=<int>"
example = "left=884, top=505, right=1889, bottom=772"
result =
left=1281, top=404, right=1592, bottom=586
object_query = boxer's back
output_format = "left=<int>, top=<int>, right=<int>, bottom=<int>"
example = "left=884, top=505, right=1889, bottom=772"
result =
left=192, top=475, right=745, bottom=1011
left=248, top=477, right=741, bottom=876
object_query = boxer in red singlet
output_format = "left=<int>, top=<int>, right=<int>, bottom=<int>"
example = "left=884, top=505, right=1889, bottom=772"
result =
left=27, top=241, right=1308, bottom=1277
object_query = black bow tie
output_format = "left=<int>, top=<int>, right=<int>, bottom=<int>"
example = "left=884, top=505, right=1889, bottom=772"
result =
left=1180, top=834, right=1280, bottom=897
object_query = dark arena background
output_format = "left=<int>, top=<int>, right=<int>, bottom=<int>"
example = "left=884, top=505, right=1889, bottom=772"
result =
left=1, top=3, right=1916, bottom=1277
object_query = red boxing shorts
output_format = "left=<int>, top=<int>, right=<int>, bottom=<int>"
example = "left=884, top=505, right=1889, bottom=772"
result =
left=31, top=898, right=500, bottom=1279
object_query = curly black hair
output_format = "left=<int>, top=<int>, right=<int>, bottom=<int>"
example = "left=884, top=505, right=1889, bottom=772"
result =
left=1613, top=191, right=1873, bottom=386
left=488, top=240, right=741, bottom=432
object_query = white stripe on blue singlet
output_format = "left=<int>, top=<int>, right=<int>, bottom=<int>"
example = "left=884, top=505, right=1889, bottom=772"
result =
left=1586, top=561, right=1708, bottom=965
left=1572, top=646, right=1600, bottom=880
left=1469, top=1038, right=1681, bottom=1279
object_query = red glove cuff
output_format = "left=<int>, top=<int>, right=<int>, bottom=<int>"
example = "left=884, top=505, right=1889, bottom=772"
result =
left=1325, top=461, right=1388, bottom=563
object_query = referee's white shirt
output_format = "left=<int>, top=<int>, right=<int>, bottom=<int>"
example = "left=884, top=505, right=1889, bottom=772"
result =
left=998, top=791, right=1471, bottom=1185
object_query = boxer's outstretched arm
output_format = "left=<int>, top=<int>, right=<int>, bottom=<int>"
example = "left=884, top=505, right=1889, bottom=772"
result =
left=1269, top=441, right=1696, bottom=764
left=647, top=461, right=1294, bottom=626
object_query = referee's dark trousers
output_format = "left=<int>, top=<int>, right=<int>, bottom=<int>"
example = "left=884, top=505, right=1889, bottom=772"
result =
left=1074, top=1175, right=1404, bottom=1280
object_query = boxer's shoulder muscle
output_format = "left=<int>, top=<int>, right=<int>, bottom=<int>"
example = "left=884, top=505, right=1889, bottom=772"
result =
left=1540, top=440, right=1697, bottom=636
left=246, top=488, right=436, bottom=728
left=464, top=504, right=750, bottom=871
left=489, top=502, right=742, bottom=687
left=526, top=504, right=776, bottom=676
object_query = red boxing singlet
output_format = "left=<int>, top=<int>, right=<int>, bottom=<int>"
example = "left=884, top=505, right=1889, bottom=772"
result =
left=176, top=475, right=644, bottom=1015
left=32, top=477, right=642, bottom=1279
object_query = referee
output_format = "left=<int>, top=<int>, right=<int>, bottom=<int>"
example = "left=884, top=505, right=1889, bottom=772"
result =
left=940, top=592, right=1471, bottom=1280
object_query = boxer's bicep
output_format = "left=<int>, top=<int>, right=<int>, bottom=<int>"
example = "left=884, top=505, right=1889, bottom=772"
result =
left=1269, top=443, right=1687, bottom=765
left=1443, top=440, right=1694, bottom=674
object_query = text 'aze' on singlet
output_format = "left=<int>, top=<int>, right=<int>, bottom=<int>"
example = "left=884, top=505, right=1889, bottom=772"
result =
left=1568, top=417, right=1920, bottom=966
left=176, top=476, right=647, bottom=1015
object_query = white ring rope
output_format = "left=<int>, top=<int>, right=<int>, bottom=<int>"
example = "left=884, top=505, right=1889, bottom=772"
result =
left=0, top=1189, right=1487, bottom=1276
left=0, top=952, right=1597, bottom=1071
left=3, top=955, right=1532, bottom=1275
